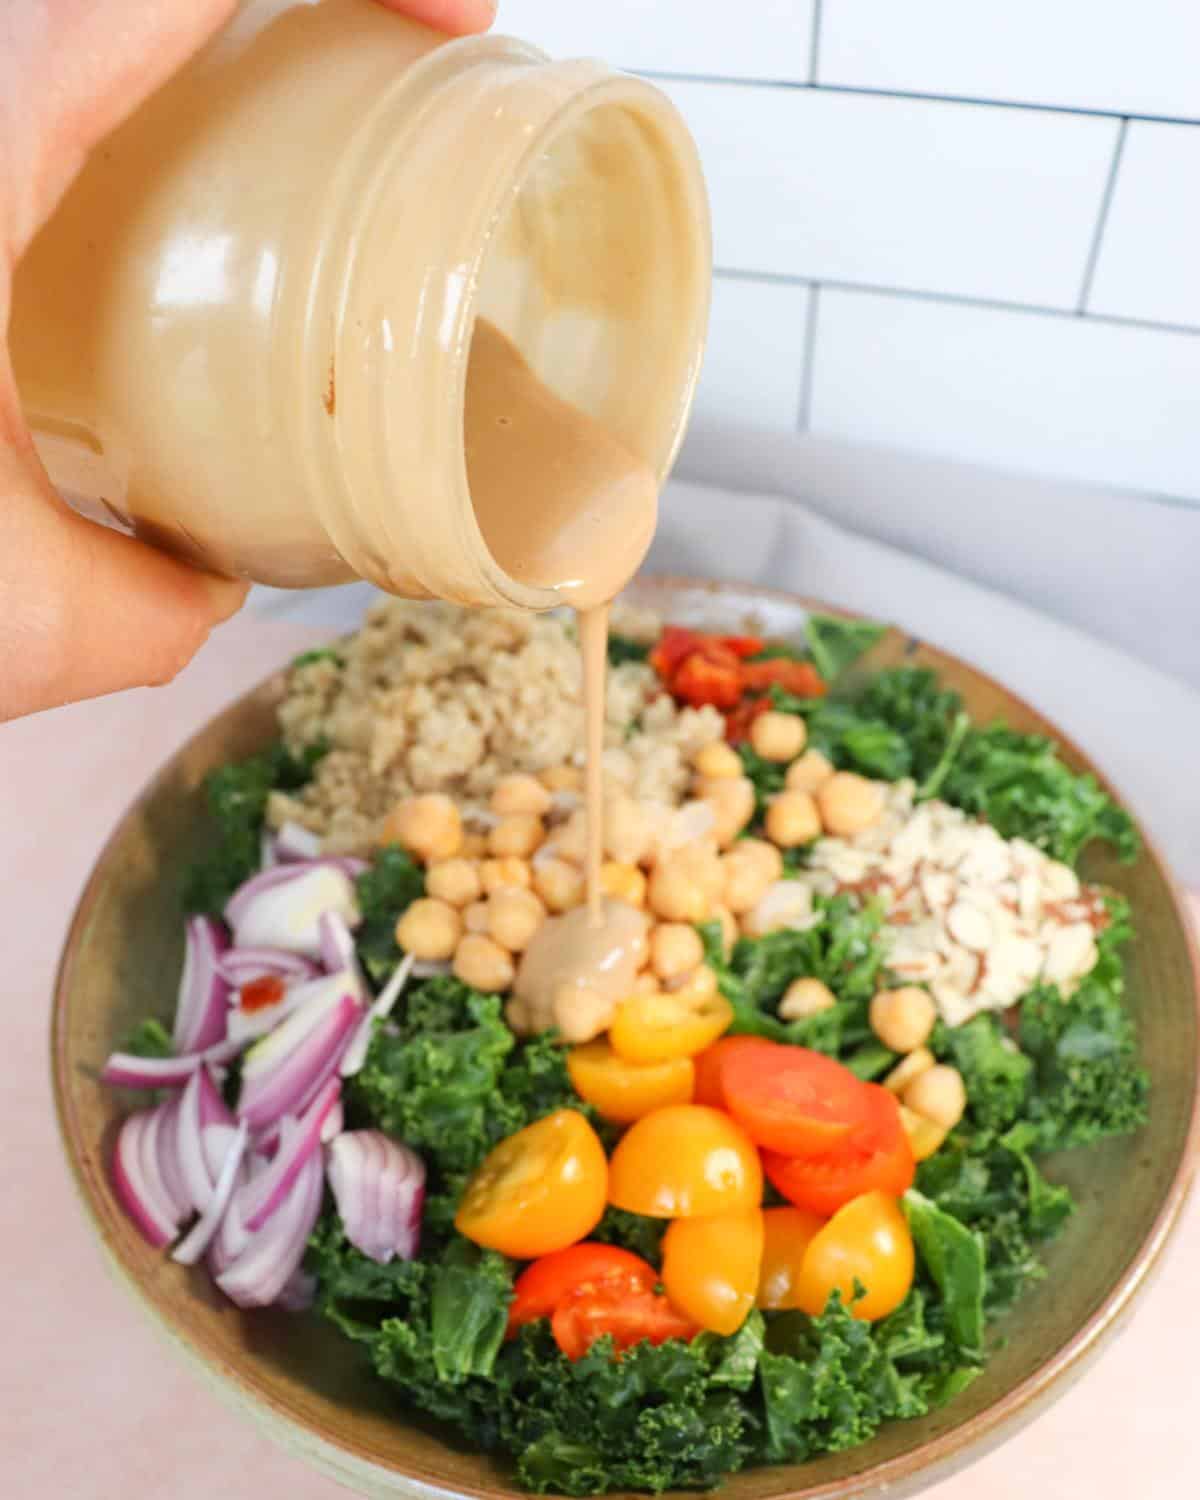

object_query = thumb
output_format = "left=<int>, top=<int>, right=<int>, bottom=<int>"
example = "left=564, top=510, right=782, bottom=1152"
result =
left=0, top=435, right=247, bottom=721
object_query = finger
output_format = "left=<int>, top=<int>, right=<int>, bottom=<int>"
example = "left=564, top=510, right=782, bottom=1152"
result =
left=0, top=442, right=247, bottom=721
left=374, top=0, right=498, bottom=36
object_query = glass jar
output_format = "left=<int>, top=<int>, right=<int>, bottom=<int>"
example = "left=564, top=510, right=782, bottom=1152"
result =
left=9, top=0, right=710, bottom=607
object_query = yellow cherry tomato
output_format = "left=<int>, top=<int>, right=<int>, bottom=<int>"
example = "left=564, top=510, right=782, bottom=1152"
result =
left=567, top=1038, right=694, bottom=1124
left=794, top=1191, right=914, bottom=1322
left=455, top=1109, right=607, bottom=1258
left=607, top=1104, right=763, bottom=1218
left=662, top=1208, right=764, bottom=1335
left=756, top=1205, right=827, bottom=1311
left=608, top=986, right=733, bottom=1064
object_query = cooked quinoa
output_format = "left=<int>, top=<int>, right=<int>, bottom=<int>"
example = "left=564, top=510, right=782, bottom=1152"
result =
left=268, top=598, right=723, bottom=853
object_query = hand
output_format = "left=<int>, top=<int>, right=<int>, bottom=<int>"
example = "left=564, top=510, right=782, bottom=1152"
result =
left=0, top=0, right=496, bottom=723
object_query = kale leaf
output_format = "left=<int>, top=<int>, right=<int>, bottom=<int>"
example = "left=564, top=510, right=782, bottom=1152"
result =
left=118, top=1016, right=173, bottom=1059
left=354, top=845, right=425, bottom=984
left=607, top=634, right=651, bottom=666
left=803, top=614, right=888, bottom=682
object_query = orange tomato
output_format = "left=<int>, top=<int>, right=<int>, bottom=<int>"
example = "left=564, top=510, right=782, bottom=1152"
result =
left=567, top=1038, right=694, bottom=1124
left=692, top=1035, right=779, bottom=1108
left=794, top=1191, right=914, bottom=1322
left=762, top=1084, right=915, bottom=1218
left=508, top=1243, right=656, bottom=1334
left=455, top=1109, right=607, bottom=1258
left=662, top=1208, right=765, bottom=1335
left=756, top=1205, right=826, bottom=1310
left=607, top=1104, right=763, bottom=1218
left=609, top=988, right=733, bottom=1065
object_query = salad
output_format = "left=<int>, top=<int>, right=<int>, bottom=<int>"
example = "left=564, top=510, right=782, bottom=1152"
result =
left=102, top=609, right=1147, bottom=1495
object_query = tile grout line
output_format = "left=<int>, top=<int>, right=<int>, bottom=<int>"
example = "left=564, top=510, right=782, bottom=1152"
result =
left=796, top=284, right=821, bottom=433
left=807, top=0, right=823, bottom=85
left=1076, top=118, right=1129, bottom=313
left=635, top=69, right=1200, bottom=129
left=711, top=265, right=1200, bottom=338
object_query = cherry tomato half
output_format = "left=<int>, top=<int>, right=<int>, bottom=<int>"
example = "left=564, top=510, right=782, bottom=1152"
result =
left=551, top=1279, right=697, bottom=1361
left=455, top=1109, right=607, bottom=1258
left=794, top=1191, right=914, bottom=1322
left=608, top=1104, right=763, bottom=1218
left=756, top=1205, right=827, bottom=1310
left=692, top=1036, right=779, bottom=1108
left=671, top=653, right=743, bottom=710
left=649, top=627, right=702, bottom=680
left=609, top=988, right=733, bottom=1065
left=739, top=658, right=828, bottom=699
left=508, top=1243, right=656, bottom=1334
left=720, top=1041, right=867, bottom=1157
left=662, top=1208, right=764, bottom=1336
left=567, top=1038, right=694, bottom=1123
left=762, top=1084, right=915, bottom=1218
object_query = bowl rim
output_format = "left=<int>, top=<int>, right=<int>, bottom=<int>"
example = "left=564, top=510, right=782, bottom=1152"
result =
left=50, top=578, right=1200, bottom=1500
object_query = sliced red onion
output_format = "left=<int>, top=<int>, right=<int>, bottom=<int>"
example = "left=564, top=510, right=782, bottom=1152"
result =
left=155, top=1094, right=192, bottom=1221
left=174, top=1066, right=232, bottom=1213
left=112, top=1106, right=187, bottom=1249
left=321, top=1099, right=344, bottom=1143
left=237, top=987, right=361, bottom=1131
left=275, top=820, right=324, bottom=862
left=318, top=909, right=360, bottom=975
left=225, top=969, right=356, bottom=1047
left=260, top=828, right=278, bottom=871
left=101, top=1037, right=242, bottom=1091
left=202, top=1123, right=240, bottom=1177
left=226, top=864, right=362, bottom=958
left=224, top=857, right=366, bottom=927
left=277, top=1269, right=317, bottom=1312
left=340, top=953, right=414, bottom=1079
left=173, top=917, right=231, bottom=1055
left=172, top=1120, right=249, bottom=1266
left=220, top=948, right=319, bottom=987
left=243, top=1077, right=341, bottom=1232
left=216, top=1150, right=325, bottom=1308
left=327, top=1130, right=425, bottom=1264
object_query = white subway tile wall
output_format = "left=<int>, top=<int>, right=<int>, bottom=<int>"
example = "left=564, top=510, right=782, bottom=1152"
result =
left=692, top=277, right=811, bottom=432
left=498, top=1, right=1200, bottom=508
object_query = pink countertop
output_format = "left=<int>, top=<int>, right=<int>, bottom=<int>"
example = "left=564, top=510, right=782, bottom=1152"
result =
left=3, top=613, right=1197, bottom=1500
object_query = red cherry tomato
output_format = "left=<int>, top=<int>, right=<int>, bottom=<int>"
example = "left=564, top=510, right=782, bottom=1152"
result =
left=720, top=1041, right=869, bottom=1156
left=692, top=1036, right=780, bottom=1108
left=740, top=658, right=828, bottom=698
left=649, top=627, right=701, bottom=679
left=551, top=1280, right=697, bottom=1361
left=762, top=1084, right=915, bottom=1218
left=671, top=653, right=743, bottom=710
left=508, top=1242, right=656, bottom=1335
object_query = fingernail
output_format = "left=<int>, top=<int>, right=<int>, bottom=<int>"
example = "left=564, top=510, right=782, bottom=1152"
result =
left=200, top=573, right=251, bottom=624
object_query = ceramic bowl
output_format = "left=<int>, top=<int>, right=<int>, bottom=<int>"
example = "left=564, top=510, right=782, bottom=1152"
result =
left=52, top=579, right=1200, bottom=1500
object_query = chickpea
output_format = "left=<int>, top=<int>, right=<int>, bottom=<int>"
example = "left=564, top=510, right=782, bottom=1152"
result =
left=817, top=771, right=884, bottom=837
left=884, top=1047, right=936, bottom=1096
left=693, top=740, right=743, bottom=779
left=379, top=793, right=462, bottom=864
left=453, top=934, right=515, bottom=993
left=604, top=793, right=655, bottom=866
left=710, top=903, right=738, bottom=959
left=648, top=844, right=723, bottom=924
left=778, top=976, right=836, bottom=1021
left=540, top=764, right=583, bottom=793
left=694, top=775, right=756, bottom=848
left=903, top=1065, right=967, bottom=1132
left=722, top=839, right=782, bottom=915
left=549, top=808, right=588, bottom=866
left=668, top=964, right=718, bottom=998
left=490, top=773, right=552, bottom=818
left=480, top=857, right=532, bottom=894
left=632, top=970, right=662, bottom=996
left=424, top=857, right=482, bottom=909
left=395, top=898, right=462, bottom=961
left=650, top=923, right=705, bottom=982
left=463, top=900, right=491, bottom=935
left=869, top=987, right=937, bottom=1054
left=765, top=790, right=822, bottom=848
left=750, top=710, right=807, bottom=762
left=600, top=861, right=647, bottom=908
left=532, top=857, right=585, bottom=913
left=489, top=814, right=544, bottom=860
left=898, top=1105, right=947, bottom=1163
left=785, top=749, right=835, bottom=795
left=459, top=832, right=488, bottom=860
left=552, top=983, right=613, bottom=1044
left=487, top=887, right=547, bottom=953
